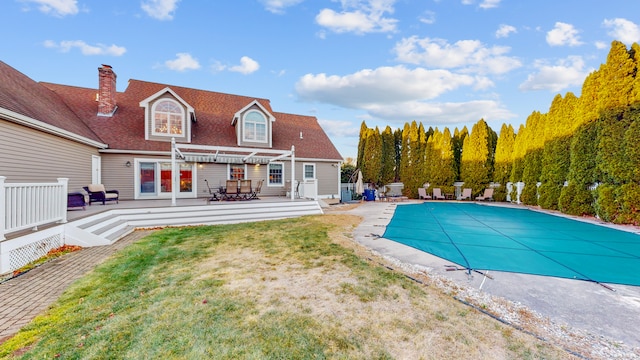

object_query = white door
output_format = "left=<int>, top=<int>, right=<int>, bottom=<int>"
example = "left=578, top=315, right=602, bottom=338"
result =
left=91, top=155, right=101, bottom=184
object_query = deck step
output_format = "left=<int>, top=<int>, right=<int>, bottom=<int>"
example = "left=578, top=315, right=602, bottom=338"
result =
left=65, top=200, right=323, bottom=246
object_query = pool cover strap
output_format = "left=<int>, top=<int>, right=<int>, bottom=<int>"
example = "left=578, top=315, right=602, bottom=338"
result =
left=382, top=203, right=640, bottom=287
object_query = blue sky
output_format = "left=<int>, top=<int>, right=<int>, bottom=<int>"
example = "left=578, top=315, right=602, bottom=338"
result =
left=2, top=0, right=640, bottom=159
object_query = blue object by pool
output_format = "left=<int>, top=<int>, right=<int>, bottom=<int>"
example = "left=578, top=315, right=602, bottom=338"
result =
left=382, top=202, right=640, bottom=287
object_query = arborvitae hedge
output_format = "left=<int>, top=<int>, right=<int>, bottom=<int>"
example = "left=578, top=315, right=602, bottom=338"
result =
left=558, top=121, right=597, bottom=216
left=493, top=124, right=515, bottom=202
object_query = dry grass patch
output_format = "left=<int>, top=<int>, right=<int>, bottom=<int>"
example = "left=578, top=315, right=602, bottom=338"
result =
left=0, top=214, right=578, bottom=359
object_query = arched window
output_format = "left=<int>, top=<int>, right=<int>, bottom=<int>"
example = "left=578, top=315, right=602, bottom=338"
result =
left=243, top=110, right=266, bottom=142
left=153, top=100, right=184, bottom=136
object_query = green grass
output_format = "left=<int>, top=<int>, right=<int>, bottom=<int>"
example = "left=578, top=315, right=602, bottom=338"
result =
left=0, top=215, right=575, bottom=359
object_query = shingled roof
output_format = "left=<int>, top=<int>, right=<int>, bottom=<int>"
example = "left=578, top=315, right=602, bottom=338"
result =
left=43, top=75, right=343, bottom=161
left=0, top=61, right=342, bottom=161
left=0, top=61, right=103, bottom=144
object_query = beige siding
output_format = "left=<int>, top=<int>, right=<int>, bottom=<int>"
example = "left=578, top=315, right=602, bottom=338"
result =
left=314, top=162, right=340, bottom=196
left=0, top=120, right=99, bottom=192
left=100, top=154, right=139, bottom=199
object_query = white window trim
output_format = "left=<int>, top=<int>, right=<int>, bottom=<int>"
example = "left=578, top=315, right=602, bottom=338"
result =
left=242, top=110, right=267, bottom=143
left=151, top=99, right=185, bottom=137
left=303, top=163, right=316, bottom=181
left=134, top=158, right=196, bottom=199
left=228, top=163, right=248, bottom=180
left=268, top=162, right=285, bottom=187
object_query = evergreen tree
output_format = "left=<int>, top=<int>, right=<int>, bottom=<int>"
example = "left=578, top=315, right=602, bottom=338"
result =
left=399, top=121, right=422, bottom=197
left=538, top=94, right=575, bottom=210
left=361, top=127, right=383, bottom=185
left=452, top=126, right=468, bottom=181
left=559, top=121, right=598, bottom=215
left=600, top=40, right=635, bottom=110
left=510, top=124, right=527, bottom=184
left=356, top=121, right=368, bottom=171
left=618, top=106, right=640, bottom=224
left=460, top=119, right=493, bottom=194
left=597, top=108, right=632, bottom=185
left=520, top=111, right=546, bottom=205
left=399, top=122, right=416, bottom=194
left=493, top=123, right=516, bottom=202
left=393, top=128, right=403, bottom=181
left=380, top=126, right=396, bottom=185
left=630, top=43, right=640, bottom=105
left=426, top=128, right=456, bottom=192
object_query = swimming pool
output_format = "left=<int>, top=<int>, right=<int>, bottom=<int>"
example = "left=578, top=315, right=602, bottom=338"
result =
left=382, top=202, right=640, bottom=287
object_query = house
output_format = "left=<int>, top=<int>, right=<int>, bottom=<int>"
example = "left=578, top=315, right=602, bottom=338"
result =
left=0, top=61, right=343, bottom=200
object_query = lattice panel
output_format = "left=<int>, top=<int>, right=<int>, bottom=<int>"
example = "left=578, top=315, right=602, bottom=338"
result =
left=9, top=234, right=63, bottom=272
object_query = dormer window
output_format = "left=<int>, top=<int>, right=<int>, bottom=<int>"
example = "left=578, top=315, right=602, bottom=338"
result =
left=243, top=110, right=267, bottom=143
left=153, top=99, right=184, bottom=136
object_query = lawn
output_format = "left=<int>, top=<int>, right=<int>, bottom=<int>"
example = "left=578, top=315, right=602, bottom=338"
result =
left=0, top=214, right=575, bottom=359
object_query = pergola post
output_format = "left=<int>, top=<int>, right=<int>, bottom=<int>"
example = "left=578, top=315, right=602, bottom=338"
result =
left=171, top=137, right=177, bottom=206
left=290, top=145, right=295, bottom=201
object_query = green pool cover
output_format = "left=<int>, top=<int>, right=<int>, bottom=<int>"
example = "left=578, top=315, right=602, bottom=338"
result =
left=382, top=202, right=640, bottom=286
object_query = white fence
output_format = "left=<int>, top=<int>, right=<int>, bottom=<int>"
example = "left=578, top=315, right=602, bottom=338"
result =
left=0, top=177, right=68, bottom=241
left=0, top=177, right=69, bottom=274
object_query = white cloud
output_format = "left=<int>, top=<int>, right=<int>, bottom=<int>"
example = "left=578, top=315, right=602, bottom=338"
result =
left=546, top=22, right=583, bottom=47
left=479, top=0, right=501, bottom=9
left=164, top=53, right=200, bottom=71
left=366, top=100, right=515, bottom=125
left=141, top=0, right=180, bottom=20
left=319, top=119, right=361, bottom=138
left=43, top=40, right=126, bottom=56
left=393, top=36, right=521, bottom=75
left=595, top=41, right=608, bottom=50
left=461, top=0, right=502, bottom=9
left=519, top=56, right=590, bottom=92
left=229, top=56, right=260, bottom=75
left=315, top=0, right=398, bottom=34
left=21, top=0, right=78, bottom=17
left=259, top=0, right=304, bottom=14
left=295, top=65, right=476, bottom=108
left=419, top=10, right=435, bottom=24
left=603, top=18, right=640, bottom=45
left=496, top=24, right=516, bottom=38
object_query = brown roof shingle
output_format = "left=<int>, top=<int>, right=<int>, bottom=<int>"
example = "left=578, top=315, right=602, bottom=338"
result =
left=44, top=78, right=342, bottom=160
left=0, top=61, right=102, bottom=143
left=0, top=61, right=342, bottom=160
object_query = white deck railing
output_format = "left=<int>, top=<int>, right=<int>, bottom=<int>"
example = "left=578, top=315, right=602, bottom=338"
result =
left=0, top=176, right=68, bottom=241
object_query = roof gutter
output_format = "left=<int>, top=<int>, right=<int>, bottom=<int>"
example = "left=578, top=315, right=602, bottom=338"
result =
left=0, top=108, right=108, bottom=149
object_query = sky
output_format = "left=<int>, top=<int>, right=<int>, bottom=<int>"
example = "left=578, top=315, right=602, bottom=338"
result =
left=2, top=0, right=640, bottom=160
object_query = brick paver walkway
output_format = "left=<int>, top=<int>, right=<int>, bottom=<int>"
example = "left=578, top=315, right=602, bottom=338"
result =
left=0, top=230, right=155, bottom=344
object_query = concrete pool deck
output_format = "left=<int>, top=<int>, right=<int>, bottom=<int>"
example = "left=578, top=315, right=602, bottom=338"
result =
left=340, top=200, right=640, bottom=356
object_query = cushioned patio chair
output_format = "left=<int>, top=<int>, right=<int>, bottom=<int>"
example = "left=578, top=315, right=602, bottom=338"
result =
left=418, top=187, right=431, bottom=200
left=475, top=188, right=494, bottom=201
left=248, top=179, right=263, bottom=200
left=432, top=188, right=445, bottom=200
left=459, top=188, right=472, bottom=201
left=83, top=184, right=119, bottom=205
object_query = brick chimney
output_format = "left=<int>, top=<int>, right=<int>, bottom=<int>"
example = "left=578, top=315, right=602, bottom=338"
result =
left=97, top=64, right=117, bottom=116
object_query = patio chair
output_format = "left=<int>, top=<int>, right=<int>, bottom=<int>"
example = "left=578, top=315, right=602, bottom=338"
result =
left=459, top=188, right=472, bottom=201
left=432, top=188, right=445, bottom=200
left=223, top=180, right=239, bottom=200
left=418, top=187, right=432, bottom=200
left=83, top=184, right=119, bottom=205
left=475, top=188, right=494, bottom=201
left=239, top=179, right=252, bottom=200
left=248, top=179, right=263, bottom=200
